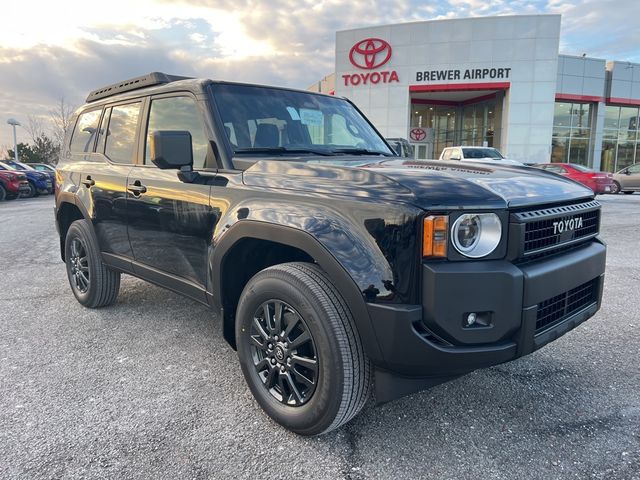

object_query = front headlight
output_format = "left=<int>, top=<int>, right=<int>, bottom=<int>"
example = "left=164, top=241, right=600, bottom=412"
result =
left=451, top=213, right=502, bottom=258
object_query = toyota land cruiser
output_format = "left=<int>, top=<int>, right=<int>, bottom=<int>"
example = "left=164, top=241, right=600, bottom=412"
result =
left=54, top=72, right=606, bottom=436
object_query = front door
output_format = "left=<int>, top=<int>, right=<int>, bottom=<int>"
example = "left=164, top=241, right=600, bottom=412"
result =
left=126, top=94, right=219, bottom=302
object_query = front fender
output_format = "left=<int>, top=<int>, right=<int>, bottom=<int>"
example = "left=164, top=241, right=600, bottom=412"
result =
left=210, top=196, right=423, bottom=366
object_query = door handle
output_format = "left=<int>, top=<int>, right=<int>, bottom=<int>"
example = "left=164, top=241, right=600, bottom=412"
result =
left=127, top=181, right=147, bottom=196
left=81, top=176, right=95, bottom=187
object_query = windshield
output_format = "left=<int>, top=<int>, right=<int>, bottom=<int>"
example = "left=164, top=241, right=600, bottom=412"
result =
left=211, top=84, right=393, bottom=161
left=9, top=162, right=34, bottom=171
left=462, top=148, right=504, bottom=159
left=0, top=162, right=17, bottom=171
left=569, top=164, right=593, bottom=172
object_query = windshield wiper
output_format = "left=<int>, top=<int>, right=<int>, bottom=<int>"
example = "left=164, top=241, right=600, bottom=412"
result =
left=329, top=148, right=393, bottom=156
left=234, top=147, right=336, bottom=156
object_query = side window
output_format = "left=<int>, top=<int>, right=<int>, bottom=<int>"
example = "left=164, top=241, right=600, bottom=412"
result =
left=628, top=164, right=640, bottom=174
left=145, top=96, right=209, bottom=168
left=95, top=107, right=111, bottom=154
left=442, top=149, right=451, bottom=160
left=454, top=148, right=463, bottom=159
left=104, top=103, right=141, bottom=164
left=69, top=110, right=101, bottom=153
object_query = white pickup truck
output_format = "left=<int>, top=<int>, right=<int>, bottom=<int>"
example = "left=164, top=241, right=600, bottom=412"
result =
left=439, top=146, right=524, bottom=166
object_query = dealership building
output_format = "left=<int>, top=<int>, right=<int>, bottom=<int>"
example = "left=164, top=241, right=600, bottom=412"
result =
left=309, top=14, right=640, bottom=171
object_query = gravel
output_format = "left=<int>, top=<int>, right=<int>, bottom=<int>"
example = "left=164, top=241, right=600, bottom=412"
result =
left=1, top=194, right=638, bottom=480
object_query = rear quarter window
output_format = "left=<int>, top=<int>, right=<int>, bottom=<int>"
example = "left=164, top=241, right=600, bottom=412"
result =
left=69, top=110, right=102, bottom=153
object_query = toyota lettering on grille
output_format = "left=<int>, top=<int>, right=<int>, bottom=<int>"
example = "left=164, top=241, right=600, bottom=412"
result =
left=553, top=217, right=584, bottom=235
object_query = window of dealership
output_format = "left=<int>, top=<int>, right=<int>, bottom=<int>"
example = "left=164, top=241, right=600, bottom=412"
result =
left=410, top=97, right=497, bottom=159
left=551, top=102, right=592, bottom=165
left=601, top=105, right=639, bottom=172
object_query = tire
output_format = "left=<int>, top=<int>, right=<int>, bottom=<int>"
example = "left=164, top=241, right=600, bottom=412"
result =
left=0, top=184, right=5, bottom=201
left=64, top=219, right=120, bottom=308
left=236, top=262, right=371, bottom=436
left=610, top=181, right=621, bottom=194
left=24, top=181, right=36, bottom=198
left=6, top=195, right=17, bottom=201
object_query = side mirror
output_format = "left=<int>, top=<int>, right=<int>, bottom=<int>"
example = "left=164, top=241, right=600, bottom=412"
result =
left=150, top=130, right=193, bottom=170
left=625, top=169, right=631, bottom=175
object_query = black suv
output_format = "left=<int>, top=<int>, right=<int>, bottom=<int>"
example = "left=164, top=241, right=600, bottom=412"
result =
left=55, top=72, right=606, bottom=435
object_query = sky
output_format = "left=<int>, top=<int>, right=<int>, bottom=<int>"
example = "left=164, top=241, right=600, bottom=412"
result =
left=1, top=0, right=639, bottom=153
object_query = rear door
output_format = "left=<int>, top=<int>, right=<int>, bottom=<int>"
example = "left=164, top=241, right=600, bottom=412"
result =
left=126, top=93, right=218, bottom=302
left=71, top=106, right=135, bottom=264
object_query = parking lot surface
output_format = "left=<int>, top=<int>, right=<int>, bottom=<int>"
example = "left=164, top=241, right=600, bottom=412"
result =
left=1, top=194, right=639, bottom=480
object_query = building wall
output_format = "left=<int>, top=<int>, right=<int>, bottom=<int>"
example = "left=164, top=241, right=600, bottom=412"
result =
left=335, top=15, right=561, bottom=162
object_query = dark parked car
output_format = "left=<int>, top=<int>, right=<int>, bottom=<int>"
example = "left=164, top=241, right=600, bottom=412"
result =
left=611, top=163, right=640, bottom=194
left=3, top=160, right=54, bottom=194
left=55, top=72, right=606, bottom=435
left=0, top=169, right=30, bottom=200
left=0, top=161, right=51, bottom=197
left=385, top=137, right=414, bottom=158
left=537, top=163, right=615, bottom=194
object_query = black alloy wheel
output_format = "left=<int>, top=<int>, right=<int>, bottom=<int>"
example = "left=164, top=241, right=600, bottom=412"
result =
left=249, top=300, right=318, bottom=406
left=68, top=237, right=90, bottom=294
left=236, top=262, right=371, bottom=436
left=64, top=219, right=120, bottom=308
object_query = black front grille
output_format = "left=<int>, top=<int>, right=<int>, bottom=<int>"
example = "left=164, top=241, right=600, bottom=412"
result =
left=535, top=279, right=599, bottom=332
left=513, top=200, right=601, bottom=257
left=524, top=209, right=599, bottom=253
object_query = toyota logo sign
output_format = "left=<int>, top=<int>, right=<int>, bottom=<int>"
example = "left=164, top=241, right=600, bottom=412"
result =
left=349, top=38, right=392, bottom=70
left=409, top=128, right=427, bottom=142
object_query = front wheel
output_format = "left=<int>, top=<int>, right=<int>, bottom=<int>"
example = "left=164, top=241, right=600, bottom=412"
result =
left=610, top=181, right=621, bottom=194
left=236, top=262, right=371, bottom=436
left=65, top=219, right=121, bottom=308
left=24, top=181, right=36, bottom=198
left=0, top=185, right=5, bottom=201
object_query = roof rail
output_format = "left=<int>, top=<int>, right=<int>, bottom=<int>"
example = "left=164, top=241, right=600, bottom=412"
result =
left=85, top=72, right=192, bottom=103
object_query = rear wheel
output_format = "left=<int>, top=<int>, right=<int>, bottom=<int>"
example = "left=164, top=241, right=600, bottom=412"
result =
left=236, top=262, right=371, bottom=436
left=0, top=184, right=5, bottom=201
left=65, top=219, right=120, bottom=308
left=610, top=181, right=621, bottom=194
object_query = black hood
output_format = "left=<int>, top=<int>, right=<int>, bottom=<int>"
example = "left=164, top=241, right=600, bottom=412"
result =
left=242, top=158, right=594, bottom=210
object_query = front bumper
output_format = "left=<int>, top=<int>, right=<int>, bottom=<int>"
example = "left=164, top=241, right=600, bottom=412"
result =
left=368, top=240, right=606, bottom=400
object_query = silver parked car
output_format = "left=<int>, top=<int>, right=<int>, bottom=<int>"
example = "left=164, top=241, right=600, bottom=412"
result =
left=611, top=164, right=640, bottom=194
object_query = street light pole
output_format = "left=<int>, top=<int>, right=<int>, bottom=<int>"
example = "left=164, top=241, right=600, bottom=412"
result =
left=7, top=118, right=21, bottom=163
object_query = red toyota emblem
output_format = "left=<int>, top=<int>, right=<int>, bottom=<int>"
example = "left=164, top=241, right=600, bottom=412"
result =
left=410, top=128, right=427, bottom=141
left=349, top=38, right=392, bottom=70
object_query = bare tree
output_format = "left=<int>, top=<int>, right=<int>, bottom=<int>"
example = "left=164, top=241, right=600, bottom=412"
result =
left=49, top=97, right=76, bottom=148
left=24, top=115, right=47, bottom=144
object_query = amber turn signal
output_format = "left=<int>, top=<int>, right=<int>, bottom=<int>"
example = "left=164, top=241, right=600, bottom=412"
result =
left=423, top=215, right=448, bottom=258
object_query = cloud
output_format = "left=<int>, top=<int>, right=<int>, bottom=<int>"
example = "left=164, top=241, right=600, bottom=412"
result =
left=0, top=0, right=638, bottom=152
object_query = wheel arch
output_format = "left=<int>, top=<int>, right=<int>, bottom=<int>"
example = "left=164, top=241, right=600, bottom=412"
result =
left=56, top=195, right=92, bottom=261
left=211, top=221, right=384, bottom=363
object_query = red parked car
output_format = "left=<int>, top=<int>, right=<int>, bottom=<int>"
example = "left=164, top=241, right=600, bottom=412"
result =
left=0, top=169, right=30, bottom=201
left=537, top=163, right=615, bottom=194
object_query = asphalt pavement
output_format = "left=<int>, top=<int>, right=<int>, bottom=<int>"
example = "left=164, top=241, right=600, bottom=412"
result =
left=1, top=194, right=639, bottom=480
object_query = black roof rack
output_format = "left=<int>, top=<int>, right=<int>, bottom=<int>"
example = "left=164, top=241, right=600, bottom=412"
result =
left=85, top=72, right=192, bottom=103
